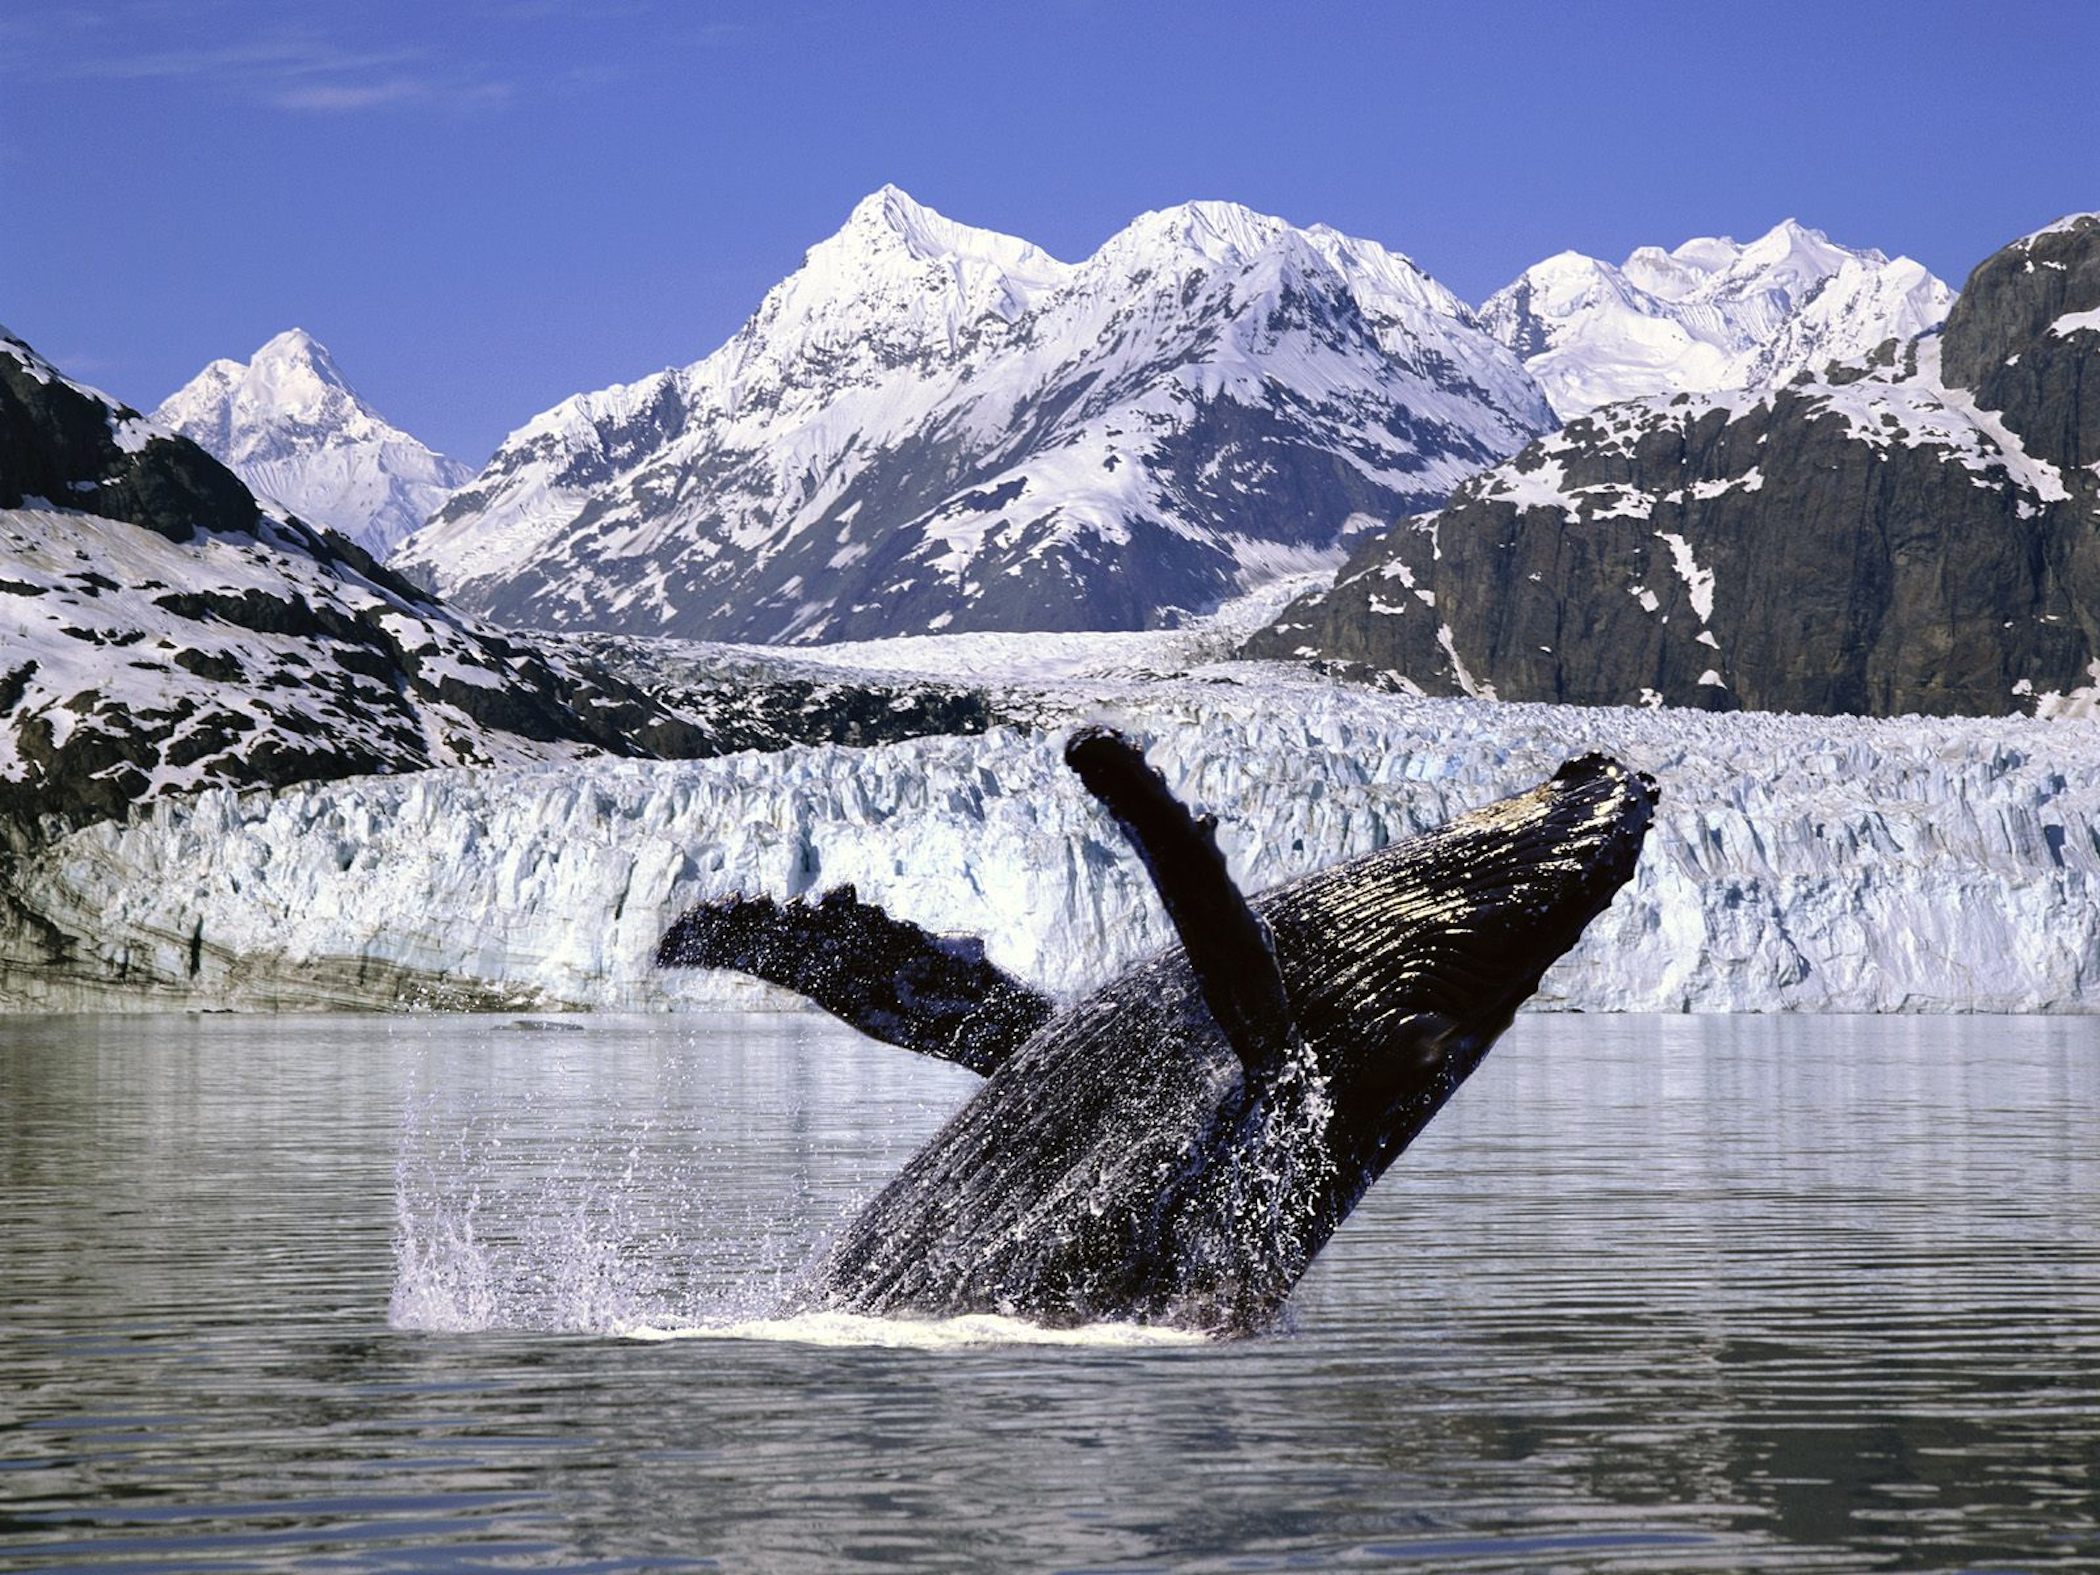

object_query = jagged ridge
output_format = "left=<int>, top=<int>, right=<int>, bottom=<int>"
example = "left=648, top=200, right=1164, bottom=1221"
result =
left=394, top=186, right=1551, bottom=643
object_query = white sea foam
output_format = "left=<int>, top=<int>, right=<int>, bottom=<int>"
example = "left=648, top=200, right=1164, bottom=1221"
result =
left=618, top=1312, right=1214, bottom=1349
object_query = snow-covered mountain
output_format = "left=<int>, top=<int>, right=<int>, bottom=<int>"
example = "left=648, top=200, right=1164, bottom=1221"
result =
left=1251, top=213, right=2100, bottom=720
left=1479, top=220, right=1954, bottom=418
left=0, top=325, right=1010, bottom=846
left=0, top=324, right=724, bottom=838
left=154, top=329, right=473, bottom=558
left=395, top=186, right=1551, bottom=643
left=8, top=334, right=2098, bottom=1018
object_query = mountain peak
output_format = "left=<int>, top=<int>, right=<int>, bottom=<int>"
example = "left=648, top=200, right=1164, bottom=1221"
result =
left=254, top=325, right=333, bottom=366
left=1738, top=217, right=1873, bottom=271
left=210, top=327, right=359, bottom=420
left=846, top=184, right=942, bottom=246
left=1116, top=199, right=1293, bottom=266
left=831, top=185, right=1065, bottom=277
left=153, top=331, right=469, bottom=558
left=1660, top=234, right=1743, bottom=273
left=1530, top=249, right=1623, bottom=281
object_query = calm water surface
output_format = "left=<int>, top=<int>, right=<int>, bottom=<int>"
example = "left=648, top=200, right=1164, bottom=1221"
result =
left=1, top=1012, right=2096, bottom=1572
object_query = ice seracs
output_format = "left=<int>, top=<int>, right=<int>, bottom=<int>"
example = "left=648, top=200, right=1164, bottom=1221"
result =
left=155, top=328, right=474, bottom=558
left=394, top=186, right=1550, bottom=644
left=9, top=665, right=2100, bottom=1016
left=1480, top=220, right=1955, bottom=417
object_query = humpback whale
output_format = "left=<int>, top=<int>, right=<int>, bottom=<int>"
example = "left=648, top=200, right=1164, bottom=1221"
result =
left=659, top=729, right=1655, bottom=1333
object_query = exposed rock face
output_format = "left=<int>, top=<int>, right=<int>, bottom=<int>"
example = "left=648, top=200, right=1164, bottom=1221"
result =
left=153, top=330, right=474, bottom=559
left=395, top=187, right=1549, bottom=643
left=1941, top=215, right=2100, bottom=476
left=1246, top=216, right=2100, bottom=719
left=1479, top=221, right=1954, bottom=419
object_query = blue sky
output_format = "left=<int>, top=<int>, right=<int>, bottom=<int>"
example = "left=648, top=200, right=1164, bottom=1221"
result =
left=6, top=0, right=2096, bottom=462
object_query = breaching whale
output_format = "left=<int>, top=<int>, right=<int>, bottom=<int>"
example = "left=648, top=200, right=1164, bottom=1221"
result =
left=659, top=729, right=1655, bottom=1334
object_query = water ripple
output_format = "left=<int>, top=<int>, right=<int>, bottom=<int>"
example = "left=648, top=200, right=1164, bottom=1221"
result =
left=2, top=1011, right=2096, bottom=1571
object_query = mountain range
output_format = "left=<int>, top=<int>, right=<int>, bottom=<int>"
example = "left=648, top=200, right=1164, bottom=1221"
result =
left=0, top=325, right=1013, bottom=844
left=138, top=192, right=1957, bottom=653
left=1245, top=213, right=2100, bottom=719
left=392, top=187, right=1555, bottom=642
left=1478, top=219, right=1954, bottom=418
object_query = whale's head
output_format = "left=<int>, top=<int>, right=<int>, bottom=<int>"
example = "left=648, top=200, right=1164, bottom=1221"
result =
left=1265, top=752, right=1658, bottom=1213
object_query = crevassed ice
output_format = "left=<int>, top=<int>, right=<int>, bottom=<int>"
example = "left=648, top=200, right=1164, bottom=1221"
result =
left=13, top=657, right=2100, bottom=1015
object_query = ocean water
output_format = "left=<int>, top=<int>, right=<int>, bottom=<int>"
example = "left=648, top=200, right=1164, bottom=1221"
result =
left=1, top=1011, right=2096, bottom=1571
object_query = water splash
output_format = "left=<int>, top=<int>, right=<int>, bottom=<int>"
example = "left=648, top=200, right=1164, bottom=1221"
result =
left=389, top=1066, right=828, bottom=1335
left=387, top=1023, right=1272, bottom=1346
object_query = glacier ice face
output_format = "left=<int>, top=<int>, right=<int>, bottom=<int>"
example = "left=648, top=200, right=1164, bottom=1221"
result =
left=9, top=656, right=2100, bottom=1016
left=155, top=329, right=474, bottom=559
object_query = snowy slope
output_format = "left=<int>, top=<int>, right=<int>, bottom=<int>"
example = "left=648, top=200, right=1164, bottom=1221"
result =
left=0, top=325, right=1008, bottom=842
left=0, top=325, right=718, bottom=835
left=8, top=660, right=2099, bottom=1015
left=1480, top=221, right=1954, bottom=417
left=395, top=186, right=1550, bottom=643
left=155, top=329, right=474, bottom=558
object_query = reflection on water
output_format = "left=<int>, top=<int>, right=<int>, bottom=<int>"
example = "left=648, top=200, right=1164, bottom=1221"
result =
left=2, top=1011, right=2096, bottom=1571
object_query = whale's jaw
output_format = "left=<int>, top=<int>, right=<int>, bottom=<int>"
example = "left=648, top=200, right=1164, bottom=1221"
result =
left=1281, top=752, right=1658, bottom=1225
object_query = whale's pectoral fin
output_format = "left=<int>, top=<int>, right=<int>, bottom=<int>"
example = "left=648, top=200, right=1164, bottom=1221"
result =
left=656, top=886, right=1055, bottom=1074
left=1064, top=725, right=1295, bottom=1076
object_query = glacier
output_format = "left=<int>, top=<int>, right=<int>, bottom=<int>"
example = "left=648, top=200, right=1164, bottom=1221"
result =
left=8, top=645, right=2099, bottom=1016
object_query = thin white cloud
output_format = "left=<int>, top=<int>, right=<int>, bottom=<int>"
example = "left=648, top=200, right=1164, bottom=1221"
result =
left=4, top=4, right=674, bottom=116
left=272, top=77, right=514, bottom=113
left=271, top=79, right=430, bottom=112
left=30, top=18, right=509, bottom=115
left=69, top=39, right=421, bottom=83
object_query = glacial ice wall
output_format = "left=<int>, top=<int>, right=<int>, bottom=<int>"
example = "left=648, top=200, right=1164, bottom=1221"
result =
left=10, top=676, right=2100, bottom=1013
